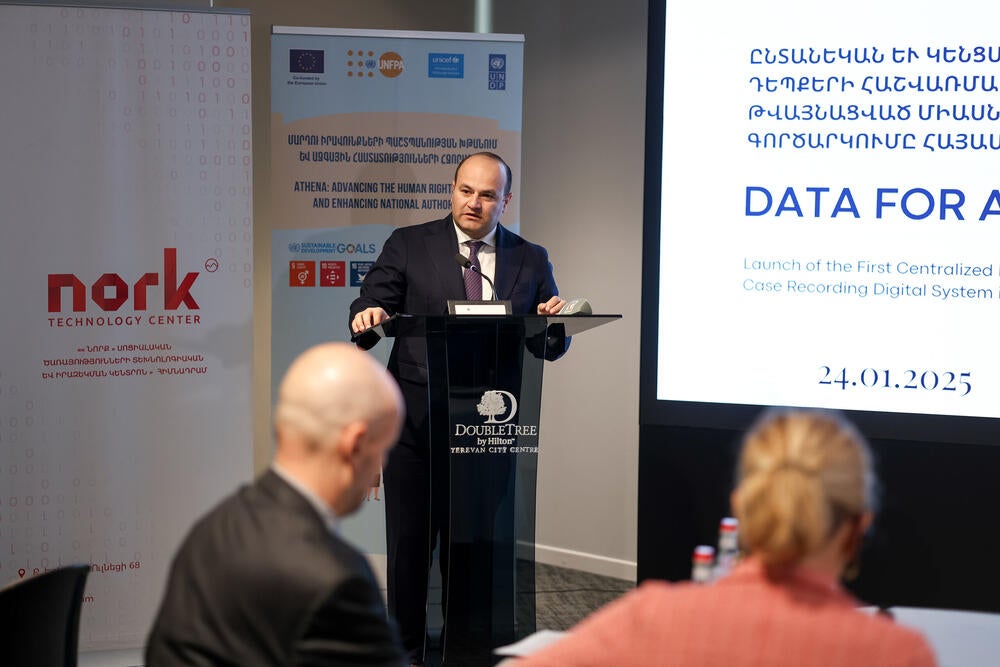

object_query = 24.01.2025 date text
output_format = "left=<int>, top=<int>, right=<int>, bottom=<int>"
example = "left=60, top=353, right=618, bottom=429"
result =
left=818, top=366, right=972, bottom=396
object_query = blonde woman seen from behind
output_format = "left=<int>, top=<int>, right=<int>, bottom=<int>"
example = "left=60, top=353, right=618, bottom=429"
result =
left=509, top=409, right=938, bottom=667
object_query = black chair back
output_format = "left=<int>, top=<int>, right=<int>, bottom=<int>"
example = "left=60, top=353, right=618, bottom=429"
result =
left=0, top=564, right=90, bottom=667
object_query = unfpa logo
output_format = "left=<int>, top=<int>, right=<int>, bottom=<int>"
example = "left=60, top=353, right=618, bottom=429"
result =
left=48, top=248, right=200, bottom=312
left=476, top=390, right=518, bottom=424
left=378, top=52, right=404, bottom=78
left=346, top=49, right=404, bottom=78
left=346, top=49, right=376, bottom=78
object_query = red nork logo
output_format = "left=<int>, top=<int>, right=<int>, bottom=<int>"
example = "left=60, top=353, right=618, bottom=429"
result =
left=48, top=248, right=200, bottom=312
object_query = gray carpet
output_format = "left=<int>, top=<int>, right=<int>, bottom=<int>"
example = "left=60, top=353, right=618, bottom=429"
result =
left=531, top=562, right=636, bottom=632
left=430, top=561, right=636, bottom=634
left=424, top=562, right=635, bottom=665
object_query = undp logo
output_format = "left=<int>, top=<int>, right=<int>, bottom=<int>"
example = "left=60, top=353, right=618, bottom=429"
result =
left=476, top=390, right=518, bottom=424
left=488, top=52, right=506, bottom=90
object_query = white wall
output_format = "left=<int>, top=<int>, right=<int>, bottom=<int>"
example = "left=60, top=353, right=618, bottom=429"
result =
left=496, top=1, right=646, bottom=580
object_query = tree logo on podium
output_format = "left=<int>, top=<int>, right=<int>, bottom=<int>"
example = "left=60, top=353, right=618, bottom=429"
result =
left=477, top=390, right=518, bottom=424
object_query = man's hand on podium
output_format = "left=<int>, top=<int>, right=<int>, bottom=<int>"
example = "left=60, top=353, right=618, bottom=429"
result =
left=352, top=307, right=390, bottom=334
left=536, top=296, right=566, bottom=315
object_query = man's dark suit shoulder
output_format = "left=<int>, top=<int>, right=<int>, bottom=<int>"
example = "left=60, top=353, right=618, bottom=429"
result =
left=145, top=471, right=404, bottom=667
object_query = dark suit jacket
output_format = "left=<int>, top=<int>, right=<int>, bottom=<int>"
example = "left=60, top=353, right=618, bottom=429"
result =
left=145, top=470, right=405, bottom=667
left=349, top=216, right=568, bottom=385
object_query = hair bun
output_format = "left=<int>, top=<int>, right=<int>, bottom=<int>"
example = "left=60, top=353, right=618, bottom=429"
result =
left=768, top=460, right=819, bottom=477
left=734, top=409, right=874, bottom=569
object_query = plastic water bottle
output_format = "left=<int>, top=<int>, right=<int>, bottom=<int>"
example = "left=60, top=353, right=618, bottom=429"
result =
left=691, top=545, right=715, bottom=583
left=714, top=517, right=740, bottom=579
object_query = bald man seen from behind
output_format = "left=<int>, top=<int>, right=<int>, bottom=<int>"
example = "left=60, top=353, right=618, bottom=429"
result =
left=145, top=342, right=407, bottom=667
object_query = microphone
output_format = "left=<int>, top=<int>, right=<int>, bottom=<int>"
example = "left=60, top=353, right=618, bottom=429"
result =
left=454, top=252, right=499, bottom=301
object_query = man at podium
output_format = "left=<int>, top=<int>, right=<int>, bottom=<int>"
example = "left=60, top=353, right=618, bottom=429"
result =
left=350, top=152, right=569, bottom=664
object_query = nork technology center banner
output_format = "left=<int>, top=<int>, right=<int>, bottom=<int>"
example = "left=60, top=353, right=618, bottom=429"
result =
left=0, top=5, right=253, bottom=651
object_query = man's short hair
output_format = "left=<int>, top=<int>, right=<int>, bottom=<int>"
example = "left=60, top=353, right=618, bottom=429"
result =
left=453, top=152, right=513, bottom=197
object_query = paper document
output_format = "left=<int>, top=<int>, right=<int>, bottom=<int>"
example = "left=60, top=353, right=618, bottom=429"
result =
left=494, top=629, right=568, bottom=656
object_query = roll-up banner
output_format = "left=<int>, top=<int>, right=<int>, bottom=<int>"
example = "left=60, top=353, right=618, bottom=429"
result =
left=0, top=4, right=253, bottom=651
left=270, top=27, right=524, bottom=563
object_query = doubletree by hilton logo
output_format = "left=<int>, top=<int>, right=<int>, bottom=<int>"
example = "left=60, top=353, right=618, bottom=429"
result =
left=454, top=389, right=534, bottom=436
left=476, top=390, right=518, bottom=424
left=453, top=389, right=538, bottom=453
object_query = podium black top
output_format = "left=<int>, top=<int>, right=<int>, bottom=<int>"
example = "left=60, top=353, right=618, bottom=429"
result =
left=352, top=313, right=621, bottom=347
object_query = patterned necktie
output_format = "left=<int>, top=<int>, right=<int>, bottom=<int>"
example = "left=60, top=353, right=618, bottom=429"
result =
left=464, top=240, right=483, bottom=300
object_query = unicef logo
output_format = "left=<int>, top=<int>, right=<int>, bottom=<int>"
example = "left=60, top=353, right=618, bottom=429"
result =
left=476, top=390, right=517, bottom=424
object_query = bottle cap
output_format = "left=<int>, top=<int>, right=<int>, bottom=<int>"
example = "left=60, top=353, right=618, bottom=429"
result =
left=719, top=517, right=738, bottom=533
left=692, top=545, right=715, bottom=563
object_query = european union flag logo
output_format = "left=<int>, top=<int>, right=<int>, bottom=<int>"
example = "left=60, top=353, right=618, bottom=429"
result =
left=290, top=49, right=325, bottom=74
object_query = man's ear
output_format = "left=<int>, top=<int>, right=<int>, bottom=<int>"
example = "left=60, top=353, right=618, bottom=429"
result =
left=336, top=421, right=368, bottom=463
